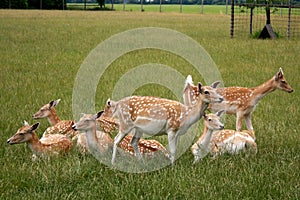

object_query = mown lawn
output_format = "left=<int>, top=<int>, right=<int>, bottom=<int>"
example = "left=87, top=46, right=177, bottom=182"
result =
left=0, top=9, right=299, bottom=199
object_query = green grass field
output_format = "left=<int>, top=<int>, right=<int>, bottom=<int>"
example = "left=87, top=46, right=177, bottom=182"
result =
left=0, top=9, right=299, bottom=199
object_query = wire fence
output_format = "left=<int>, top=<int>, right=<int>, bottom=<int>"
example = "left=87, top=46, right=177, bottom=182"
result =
left=231, top=0, right=300, bottom=39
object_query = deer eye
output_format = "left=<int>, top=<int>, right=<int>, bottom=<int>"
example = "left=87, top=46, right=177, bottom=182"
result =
left=204, top=91, right=210, bottom=95
left=19, top=133, right=24, bottom=136
left=208, top=118, right=212, bottom=122
left=281, top=80, right=286, bottom=84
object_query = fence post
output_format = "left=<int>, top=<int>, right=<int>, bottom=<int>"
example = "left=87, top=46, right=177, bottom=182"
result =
left=230, top=0, right=234, bottom=38
left=180, top=0, right=182, bottom=13
left=226, top=0, right=228, bottom=15
left=160, top=0, right=162, bottom=12
left=287, top=0, right=291, bottom=39
left=250, top=6, right=254, bottom=36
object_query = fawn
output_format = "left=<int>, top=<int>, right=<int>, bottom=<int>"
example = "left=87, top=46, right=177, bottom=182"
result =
left=32, top=99, right=78, bottom=139
left=7, top=121, right=72, bottom=159
left=191, top=111, right=225, bottom=164
left=210, top=129, right=257, bottom=156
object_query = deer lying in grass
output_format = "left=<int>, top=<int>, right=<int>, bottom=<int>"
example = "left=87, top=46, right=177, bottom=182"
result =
left=191, top=111, right=225, bottom=164
left=32, top=99, right=78, bottom=139
left=102, top=81, right=223, bottom=165
left=7, top=121, right=72, bottom=159
left=210, top=129, right=257, bottom=156
left=76, top=112, right=120, bottom=154
left=72, top=112, right=170, bottom=158
left=183, top=68, right=293, bottom=131
left=72, top=113, right=114, bottom=155
left=32, top=99, right=117, bottom=154
left=191, top=111, right=257, bottom=163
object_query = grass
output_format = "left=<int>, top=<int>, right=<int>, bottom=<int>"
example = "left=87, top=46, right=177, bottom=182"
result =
left=0, top=9, right=300, bottom=199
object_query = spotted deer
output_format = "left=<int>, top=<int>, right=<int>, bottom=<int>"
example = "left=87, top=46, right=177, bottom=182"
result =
left=72, top=113, right=114, bottom=155
left=32, top=99, right=114, bottom=154
left=191, top=111, right=225, bottom=164
left=7, top=121, right=73, bottom=159
left=210, top=129, right=257, bottom=156
left=72, top=112, right=170, bottom=158
left=102, top=81, right=223, bottom=165
left=76, top=115, right=119, bottom=155
left=183, top=68, right=293, bottom=131
left=32, top=99, right=78, bottom=139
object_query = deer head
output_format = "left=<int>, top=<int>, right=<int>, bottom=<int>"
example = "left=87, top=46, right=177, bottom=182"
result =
left=274, top=68, right=293, bottom=93
left=101, top=98, right=118, bottom=118
left=183, top=75, right=223, bottom=106
left=32, top=99, right=61, bottom=119
left=203, top=110, right=225, bottom=130
left=72, top=112, right=103, bottom=131
left=7, top=121, right=40, bottom=145
left=199, top=81, right=223, bottom=103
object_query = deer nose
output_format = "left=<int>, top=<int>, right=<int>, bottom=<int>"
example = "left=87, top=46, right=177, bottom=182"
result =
left=72, top=125, right=77, bottom=130
left=288, top=89, right=294, bottom=93
left=219, top=98, right=224, bottom=102
left=219, top=125, right=224, bottom=130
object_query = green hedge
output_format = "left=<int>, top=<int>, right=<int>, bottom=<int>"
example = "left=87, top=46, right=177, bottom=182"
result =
left=0, top=0, right=65, bottom=9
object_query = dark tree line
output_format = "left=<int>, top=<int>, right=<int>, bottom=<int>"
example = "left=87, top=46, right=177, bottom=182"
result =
left=1, top=0, right=228, bottom=9
left=0, top=0, right=66, bottom=9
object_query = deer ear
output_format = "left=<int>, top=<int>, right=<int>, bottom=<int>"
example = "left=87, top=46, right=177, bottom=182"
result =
left=53, top=99, right=61, bottom=107
left=211, top=81, right=221, bottom=88
left=24, top=121, right=29, bottom=126
left=198, top=83, right=203, bottom=94
left=275, top=68, right=284, bottom=81
left=203, top=112, right=207, bottom=119
left=31, top=123, right=40, bottom=131
left=49, top=100, right=55, bottom=108
left=106, top=98, right=111, bottom=107
left=185, top=75, right=194, bottom=86
left=96, top=111, right=104, bottom=119
left=216, top=110, right=225, bottom=117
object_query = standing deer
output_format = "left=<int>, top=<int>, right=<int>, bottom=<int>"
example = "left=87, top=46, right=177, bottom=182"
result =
left=102, top=81, right=223, bottom=165
left=72, top=112, right=170, bottom=158
left=7, top=121, right=73, bottom=159
left=183, top=68, right=293, bottom=131
left=191, top=110, right=225, bottom=164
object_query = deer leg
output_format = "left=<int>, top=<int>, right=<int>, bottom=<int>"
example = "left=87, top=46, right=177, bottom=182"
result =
left=130, top=130, right=143, bottom=160
left=167, top=132, right=178, bottom=165
left=112, top=130, right=129, bottom=165
left=236, top=112, right=244, bottom=131
left=244, top=113, right=254, bottom=131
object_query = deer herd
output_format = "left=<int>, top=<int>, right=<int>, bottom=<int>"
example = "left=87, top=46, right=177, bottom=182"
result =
left=7, top=68, right=293, bottom=166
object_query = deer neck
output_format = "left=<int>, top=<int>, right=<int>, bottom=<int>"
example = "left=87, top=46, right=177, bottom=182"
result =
left=252, top=77, right=276, bottom=101
left=197, top=126, right=213, bottom=149
left=48, top=109, right=61, bottom=125
left=27, top=132, right=45, bottom=154
left=182, top=100, right=208, bottom=127
left=84, top=123, right=98, bottom=148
